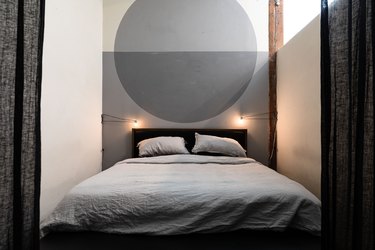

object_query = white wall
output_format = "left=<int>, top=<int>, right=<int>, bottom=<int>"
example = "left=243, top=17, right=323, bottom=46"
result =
left=41, top=0, right=103, bottom=219
left=284, top=0, right=320, bottom=44
left=277, top=16, right=321, bottom=198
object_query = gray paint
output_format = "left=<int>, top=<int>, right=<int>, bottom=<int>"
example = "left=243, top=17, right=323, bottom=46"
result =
left=102, top=52, right=269, bottom=170
left=103, top=0, right=268, bottom=169
left=114, top=0, right=256, bottom=52
left=114, top=52, right=257, bottom=123
left=113, top=0, right=258, bottom=123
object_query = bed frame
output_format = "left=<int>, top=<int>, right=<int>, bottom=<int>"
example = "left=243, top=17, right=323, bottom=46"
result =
left=41, top=128, right=321, bottom=249
left=132, top=128, right=247, bottom=158
left=41, top=229, right=320, bottom=250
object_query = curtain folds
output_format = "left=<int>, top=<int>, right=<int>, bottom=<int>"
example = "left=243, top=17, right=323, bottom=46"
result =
left=0, top=0, right=45, bottom=249
left=321, top=0, right=374, bottom=249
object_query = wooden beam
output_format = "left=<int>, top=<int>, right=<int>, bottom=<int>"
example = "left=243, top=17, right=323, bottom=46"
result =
left=268, top=0, right=283, bottom=170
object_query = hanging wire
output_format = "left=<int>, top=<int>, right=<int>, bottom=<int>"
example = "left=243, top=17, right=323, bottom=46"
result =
left=240, top=112, right=276, bottom=120
left=268, top=111, right=278, bottom=161
left=240, top=112, right=278, bottom=162
left=101, top=114, right=137, bottom=124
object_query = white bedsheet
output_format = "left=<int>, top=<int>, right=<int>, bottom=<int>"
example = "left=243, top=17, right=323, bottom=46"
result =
left=41, top=155, right=321, bottom=236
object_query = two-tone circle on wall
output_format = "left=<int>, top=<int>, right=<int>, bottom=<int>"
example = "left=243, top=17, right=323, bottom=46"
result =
left=114, top=0, right=257, bottom=123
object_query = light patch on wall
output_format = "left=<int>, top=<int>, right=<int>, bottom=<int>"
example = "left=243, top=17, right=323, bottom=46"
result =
left=237, top=0, right=268, bottom=52
left=113, top=0, right=258, bottom=123
left=284, top=0, right=320, bottom=44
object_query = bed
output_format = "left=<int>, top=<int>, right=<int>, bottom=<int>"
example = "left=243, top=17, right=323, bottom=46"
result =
left=41, top=128, right=321, bottom=239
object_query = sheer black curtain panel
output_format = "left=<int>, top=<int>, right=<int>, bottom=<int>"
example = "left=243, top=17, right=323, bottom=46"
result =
left=0, top=0, right=45, bottom=249
left=321, top=0, right=374, bottom=249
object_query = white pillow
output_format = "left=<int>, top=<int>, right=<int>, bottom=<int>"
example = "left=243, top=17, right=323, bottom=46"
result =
left=137, top=136, right=189, bottom=157
left=192, top=133, right=247, bottom=157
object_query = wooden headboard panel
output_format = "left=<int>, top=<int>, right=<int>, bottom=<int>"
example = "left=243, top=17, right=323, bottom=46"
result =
left=132, top=128, right=247, bottom=158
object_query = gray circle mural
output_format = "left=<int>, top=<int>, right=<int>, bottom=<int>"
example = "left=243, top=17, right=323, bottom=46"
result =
left=115, top=0, right=257, bottom=123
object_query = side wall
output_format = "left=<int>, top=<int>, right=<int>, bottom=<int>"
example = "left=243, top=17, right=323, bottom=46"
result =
left=40, top=0, right=103, bottom=219
left=277, top=16, right=321, bottom=198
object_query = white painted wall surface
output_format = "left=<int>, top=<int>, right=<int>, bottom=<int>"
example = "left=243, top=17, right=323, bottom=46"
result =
left=284, top=0, right=320, bottom=44
left=41, top=0, right=103, bottom=220
left=277, top=16, right=321, bottom=198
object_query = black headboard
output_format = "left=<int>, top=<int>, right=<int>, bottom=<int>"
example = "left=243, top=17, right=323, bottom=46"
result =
left=132, top=128, right=247, bottom=158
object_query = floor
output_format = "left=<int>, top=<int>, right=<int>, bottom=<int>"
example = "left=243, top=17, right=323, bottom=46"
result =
left=40, top=230, right=321, bottom=250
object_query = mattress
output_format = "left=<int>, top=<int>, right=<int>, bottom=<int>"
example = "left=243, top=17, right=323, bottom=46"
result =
left=40, top=155, right=321, bottom=237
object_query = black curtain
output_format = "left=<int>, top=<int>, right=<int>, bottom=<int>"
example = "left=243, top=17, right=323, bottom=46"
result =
left=0, top=0, right=45, bottom=249
left=321, top=0, right=374, bottom=249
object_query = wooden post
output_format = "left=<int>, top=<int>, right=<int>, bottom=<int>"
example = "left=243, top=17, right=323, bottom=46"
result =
left=268, top=0, right=283, bottom=170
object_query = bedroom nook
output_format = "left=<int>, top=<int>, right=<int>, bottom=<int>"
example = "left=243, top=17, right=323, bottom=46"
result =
left=0, top=0, right=373, bottom=250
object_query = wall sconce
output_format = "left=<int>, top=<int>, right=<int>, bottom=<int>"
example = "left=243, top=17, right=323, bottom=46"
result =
left=101, top=114, right=138, bottom=124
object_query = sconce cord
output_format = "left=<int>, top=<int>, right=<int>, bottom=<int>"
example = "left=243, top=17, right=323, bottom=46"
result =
left=269, top=111, right=278, bottom=162
left=241, top=112, right=277, bottom=120
left=101, top=114, right=137, bottom=123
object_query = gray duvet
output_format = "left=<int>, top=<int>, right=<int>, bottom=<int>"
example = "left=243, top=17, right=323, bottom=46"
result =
left=41, top=155, right=321, bottom=237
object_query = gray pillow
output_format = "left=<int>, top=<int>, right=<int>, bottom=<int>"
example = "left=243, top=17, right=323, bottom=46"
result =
left=192, top=133, right=247, bottom=157
left=137, top=136, right=189, bottom=157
